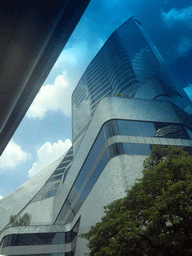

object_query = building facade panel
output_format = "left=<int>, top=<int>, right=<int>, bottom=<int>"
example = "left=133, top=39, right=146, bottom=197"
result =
left=74, top=154, right=147, bottom=255
left=53, top=96, right=188, bottom=223
left=0, top=155, right=64, bottom=232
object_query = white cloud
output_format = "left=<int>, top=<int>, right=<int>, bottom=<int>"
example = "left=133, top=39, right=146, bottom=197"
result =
left=54, top=44, right=86, bottom=68
left=0, top=141, right=29, bottom=170
left=28, top=139, right=72, bottom=178
left=162, top=6, right=192, bottom=26
left=26, top=73, right=73, bottom=119
left=162, top=7, right=192, bottom=57
left=0, top=195, right=3, bottom=200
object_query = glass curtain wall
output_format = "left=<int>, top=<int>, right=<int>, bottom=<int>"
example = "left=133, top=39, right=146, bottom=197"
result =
left=72, top=17, right=189, bottom=155
left=55, top=119, right=192, bottom=224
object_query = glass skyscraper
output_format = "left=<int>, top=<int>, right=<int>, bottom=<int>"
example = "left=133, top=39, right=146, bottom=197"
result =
left=1, top=17, right=192, bottom=256
left=72, top=17, right=192, bottom=155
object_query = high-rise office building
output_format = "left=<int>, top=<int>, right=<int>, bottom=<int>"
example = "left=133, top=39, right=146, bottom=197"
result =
left=1, top=17, right=192, bottom=256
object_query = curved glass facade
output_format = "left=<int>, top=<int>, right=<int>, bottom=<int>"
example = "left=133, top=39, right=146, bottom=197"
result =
left=55, top=119, right=192, bottom=224
left=72, top=18, right=192, bottom=155
left=3, top=218, right=80, bottom=248
left=3, top=233, right=65, bottom=247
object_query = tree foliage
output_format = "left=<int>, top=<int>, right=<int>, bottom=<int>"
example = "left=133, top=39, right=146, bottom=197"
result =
left=9, top=213, right=31, bottom=227
left=80, top=146, right=192, bottom=256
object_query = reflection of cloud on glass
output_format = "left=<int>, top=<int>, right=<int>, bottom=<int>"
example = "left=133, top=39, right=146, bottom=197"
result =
left=72, top=98, right=91, bottom=139
left=184, top=84, right=192, bottom=114
left=184, top=106, right=192, bottom=115
left=131, top=47, right=154, bottom=79
left=177, top=37, right=192, bottom=56
left=184, top=84, right=192, bottom=100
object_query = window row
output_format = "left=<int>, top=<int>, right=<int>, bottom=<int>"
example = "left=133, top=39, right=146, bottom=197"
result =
left=56, top=119, right=192, bottom=224
left=73, top=119, right=191, bottom=161
left=3, top=219, right=80, bottom=248
left=47, top=174, right=63, bottom=183
left=57, top=137, right=192, bottom=224
left=57, top=138, right=192, bottom=224
left=31, top=181, right=60, bottom=203
left=43, top=182, right=59, bottom=199
left=31, top=147, right=74, bottom=202
left=103, top=120, right=190, bottom=140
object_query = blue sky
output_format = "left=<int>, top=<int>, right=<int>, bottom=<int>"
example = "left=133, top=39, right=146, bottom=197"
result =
left=0, top=0, right=192, bottom=198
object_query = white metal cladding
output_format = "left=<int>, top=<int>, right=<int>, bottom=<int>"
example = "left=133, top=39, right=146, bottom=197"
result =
left=0, top=154, right=64, bottom=232
left=52, top=96, right=186, bottom=222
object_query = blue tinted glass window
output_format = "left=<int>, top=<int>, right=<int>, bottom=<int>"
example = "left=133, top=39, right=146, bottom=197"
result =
left=43, top=183, right=59, bottom=199
left=104, top=120, right=119, bottom=139
left=107, top=143, right=124, bottom=159
left=137, top=144, right=151, bottom=155
left=65, top=220, right=79, bottom=243
left=130, top=121, right=143, bottom=136
left=184, top=126, right=192, bottom=139
left=72, top=196, right=84, bottom=215
left=81, top=151, right=109, bottom=200
left=53, top=168, right=65, bottom=175
left=3, top=236, right=10, bottom=247
left=104, top=120, right=188, bottom=139
left=122, top=143, right=133, bottom=155
left=62, top=161, right=72, bottom=167
left=123, top=121, right=136, bottom=136
left=12, top=234, right=19, bottom=246
left=51, top=183, right=59, bottom=190
left=52, top=233, right=65, bottom=244
left=117, top=120, right=127, bottom=135
left=114, top=142, right=124, bottom=156
left=48, top=174, right=63, bottom=183
left=43, top=190, right=55, bottom=199
left=3, top=233, right=67, bottom=247
left=139, top=122, right=156, bottom=137
left=35, top=233, right=54, bottom=245
left=74, top=129, right=105, bottom=192
left=57, top=201, right=70, bottom=222
left=18, top=234, right=31, bottom=246
left=65, top=232, right=71, bottom=243
left=68, top=187, right=79, bottom=205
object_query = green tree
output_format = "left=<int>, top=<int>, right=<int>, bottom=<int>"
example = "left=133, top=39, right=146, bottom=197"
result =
left=80, top=146, right=192, bottom=256
left=9, top=213, right=31, bottom=227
